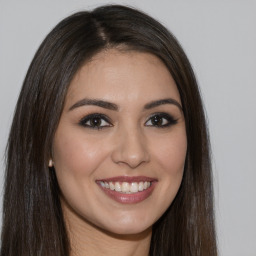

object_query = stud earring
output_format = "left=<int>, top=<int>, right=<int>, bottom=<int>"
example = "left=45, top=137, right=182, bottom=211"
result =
left=48, top=159, right=54, bottom=167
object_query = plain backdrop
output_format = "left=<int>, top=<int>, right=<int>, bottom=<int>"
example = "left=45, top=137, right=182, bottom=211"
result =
left=0, top=0, right=255, bottom=255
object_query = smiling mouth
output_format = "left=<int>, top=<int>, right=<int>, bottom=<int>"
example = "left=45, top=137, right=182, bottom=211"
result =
left=96, top=176, right=157, bottom=204
left=98, top=181, right=152, bottom=194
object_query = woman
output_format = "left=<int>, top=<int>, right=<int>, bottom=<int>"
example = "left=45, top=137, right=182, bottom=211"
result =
left=1, top=4, right=217, bottom=256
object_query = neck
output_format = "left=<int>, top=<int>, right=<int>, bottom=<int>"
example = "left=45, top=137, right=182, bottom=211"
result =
left=63, top=205, right=152, bottom=256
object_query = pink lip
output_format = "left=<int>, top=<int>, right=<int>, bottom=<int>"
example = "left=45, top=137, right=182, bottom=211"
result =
left=96, top=176, right=158, bottom=204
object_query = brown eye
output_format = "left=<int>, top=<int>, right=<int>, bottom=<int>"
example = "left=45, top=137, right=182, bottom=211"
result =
left=145, top=113, right=177, bottom=128
left=90, top=117, right=102, bottom=127
left=151, top=115, right=164, bottom=126
left=79, top=114, right=112, bottom=129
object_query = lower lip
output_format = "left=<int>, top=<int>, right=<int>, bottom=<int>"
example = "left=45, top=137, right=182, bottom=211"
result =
left=97, top=182, right=157, bottom=204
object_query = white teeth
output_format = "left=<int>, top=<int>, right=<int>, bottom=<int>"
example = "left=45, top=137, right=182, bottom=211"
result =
left=130, top=182, right=139, bottom=193
left=115, top=182, right=122, bottom=192
left=109, top=182, right=115, bottom=190
left=99, top=181, right=152, bottom=193
left=121, top=182, right=130, bottom=193
left=138, top=182, right=144, bottom=191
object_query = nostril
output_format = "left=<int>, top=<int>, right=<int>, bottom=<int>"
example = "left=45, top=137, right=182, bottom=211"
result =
left=111, top=133, right=150, bottom=168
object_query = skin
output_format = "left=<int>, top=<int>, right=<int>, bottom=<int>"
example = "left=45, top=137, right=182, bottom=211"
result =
left=52, top=49, right=187, bottom=256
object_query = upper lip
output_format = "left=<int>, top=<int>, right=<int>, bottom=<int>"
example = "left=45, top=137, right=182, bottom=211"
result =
left=96, top=176, right=158, bottom=183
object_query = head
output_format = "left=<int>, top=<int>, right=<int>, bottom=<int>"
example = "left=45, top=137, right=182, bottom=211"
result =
left=2, top=5, right=216, bottom=256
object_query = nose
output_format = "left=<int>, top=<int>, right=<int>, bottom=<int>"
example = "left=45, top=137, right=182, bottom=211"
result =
left=111, top=127, right=150, bottom=169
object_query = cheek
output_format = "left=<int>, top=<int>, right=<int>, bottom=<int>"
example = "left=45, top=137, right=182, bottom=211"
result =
left=51, top=129, right=110, bottom=220
left=52, top=129, right=107, bottom=180
left=153, top=130, right=187, bottom=176
left=150, top=129, right=187, bottom=210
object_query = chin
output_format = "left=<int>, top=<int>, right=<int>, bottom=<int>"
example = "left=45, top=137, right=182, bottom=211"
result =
left=101, top=223, right=152, bottom=238
left=95, top=214, right=154, bottom=236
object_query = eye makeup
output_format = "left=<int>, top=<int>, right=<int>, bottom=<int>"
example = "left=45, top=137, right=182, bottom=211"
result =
left=78, top=111, right=178, bottom=131
left=145, top=112, right=178, bottom=128
left=79, top=113, right=113, bottom=129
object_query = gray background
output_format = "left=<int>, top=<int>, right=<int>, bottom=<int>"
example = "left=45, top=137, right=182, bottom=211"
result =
left=0, top=0, right=256, bottom=255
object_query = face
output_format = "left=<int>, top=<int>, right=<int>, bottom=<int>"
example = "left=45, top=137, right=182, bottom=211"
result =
left=52, top=49, right=187, bottom=235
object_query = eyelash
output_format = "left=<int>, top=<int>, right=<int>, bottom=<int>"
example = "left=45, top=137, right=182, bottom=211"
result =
left=79, top=112, right=177, bottom=130
left=145, top=112, right=178, bottom=128
left=79, top=113, right=112, bottom=130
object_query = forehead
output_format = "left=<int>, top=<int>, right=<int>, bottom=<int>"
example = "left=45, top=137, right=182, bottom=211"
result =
left=65, top=49, right=181, bottom=107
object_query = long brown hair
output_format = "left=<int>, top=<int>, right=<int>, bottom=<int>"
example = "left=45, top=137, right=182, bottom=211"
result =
left=1, top=5, right=217, bottom=256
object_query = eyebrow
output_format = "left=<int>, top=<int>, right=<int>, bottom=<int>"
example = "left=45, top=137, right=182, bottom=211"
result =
left=144, top=98, right=183, bottom=112
left=69, top=99, right=118, bottom=111
left=69, top=98, right=182, bottom=112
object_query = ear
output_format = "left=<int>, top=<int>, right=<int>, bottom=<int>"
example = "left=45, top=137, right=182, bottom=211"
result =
left=48, top=159, right=54, bottom=167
